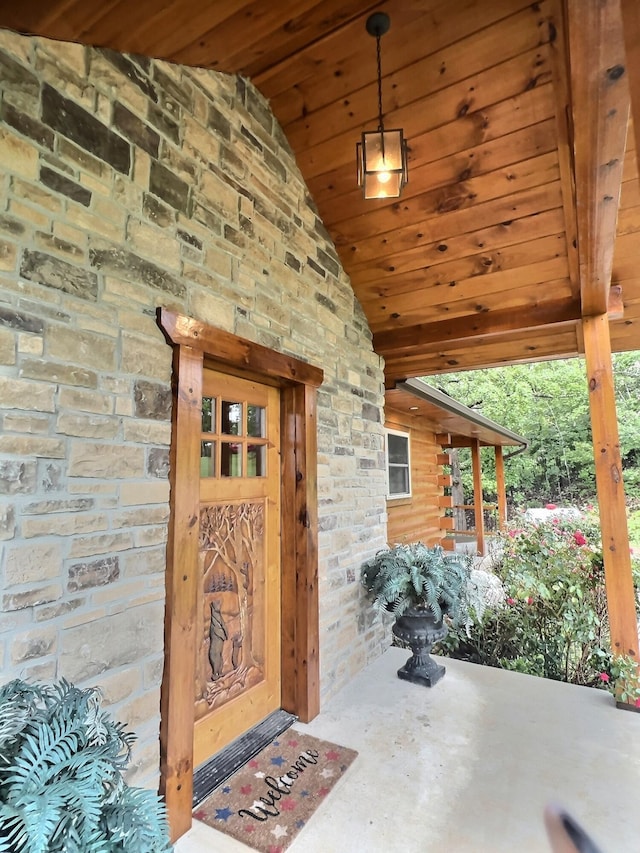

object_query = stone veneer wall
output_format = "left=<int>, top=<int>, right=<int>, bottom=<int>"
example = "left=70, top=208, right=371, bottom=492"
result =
left=0, top=29, right=390, bottom=785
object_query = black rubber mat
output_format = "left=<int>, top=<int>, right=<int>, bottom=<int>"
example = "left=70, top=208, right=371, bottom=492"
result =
left=192, top=708, right=298, bottom=806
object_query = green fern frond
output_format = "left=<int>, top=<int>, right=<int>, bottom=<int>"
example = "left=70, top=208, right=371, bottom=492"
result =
left=361, top=542, right=474, bottom=624
left=0, top=803, right=28, bottom=851
left=0, top=678, right=172, bottom=853
left=102, top=787, right=172, bottom=852
left=7, top=715, right=84, bottom=793
left=0, top=681, right=48, bottom=755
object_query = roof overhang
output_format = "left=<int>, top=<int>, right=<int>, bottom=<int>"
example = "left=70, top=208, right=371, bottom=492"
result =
left=386, top=378, right=528, bottom=449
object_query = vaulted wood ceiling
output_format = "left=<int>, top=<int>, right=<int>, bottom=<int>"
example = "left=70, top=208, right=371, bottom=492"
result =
left=2, top=0, right=639, bottom=381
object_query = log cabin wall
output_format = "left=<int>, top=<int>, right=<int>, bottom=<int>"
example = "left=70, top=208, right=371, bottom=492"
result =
left=0, top=29, right=390, bottom=788
left=384, top=406, right=448, bottom=548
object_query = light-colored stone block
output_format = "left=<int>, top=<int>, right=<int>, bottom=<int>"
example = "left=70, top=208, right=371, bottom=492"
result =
left=119, top=480, right=170, bottom=507
left=0, top=375, right=56, bottom=412
left=4, top=542, right=62, bottom=587
left=0, top=435, right=65, bottom=457
left=94, top=666, right=141, bottom=707
left=68, top=443, right=145, bottom=478
left=60, top=602, right=164, bottom=682
left=0, top=128, right=38, bottom=179
left=21, top=513, right=108, bottom=539
left=127, top=219, right=180, bottom=270
left=12, top=625, right=58, bottom=663
left=47, top=325, right=117, bottom=372
left=56, top=413, right=119, bottom=439
left=17, top=333, right=44, bottom=355
left=58, top=387, right=113, bottom=415
left=122, top=547, right=166, bottom=578
left=122, top=420, right=171, bottom=445
left=121, top=333, right=172, bottom=382
left=0, top=327, right=15, bottom=365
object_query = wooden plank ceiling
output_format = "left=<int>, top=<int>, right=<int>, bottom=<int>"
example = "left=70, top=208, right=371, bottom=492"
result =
left=2, top=0, right=639, bottom=382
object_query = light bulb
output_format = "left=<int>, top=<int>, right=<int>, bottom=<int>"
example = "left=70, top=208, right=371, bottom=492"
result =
left=377, top=170, right=391, bottom=183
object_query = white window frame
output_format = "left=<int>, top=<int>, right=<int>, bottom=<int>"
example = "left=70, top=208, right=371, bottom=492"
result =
left=385, top=428, right=412, bottom=499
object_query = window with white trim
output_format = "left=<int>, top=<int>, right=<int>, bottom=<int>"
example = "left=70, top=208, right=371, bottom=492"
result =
left=386, top=429, right=411, bottom=498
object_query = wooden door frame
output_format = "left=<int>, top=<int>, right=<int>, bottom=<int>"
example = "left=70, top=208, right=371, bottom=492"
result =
left=157, top=309, right=323, bottom=841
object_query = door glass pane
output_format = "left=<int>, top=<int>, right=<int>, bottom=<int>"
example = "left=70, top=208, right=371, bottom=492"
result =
left=247, top=444, right=266, bottom=477
left=221, top=442, right=242, bottom=477
left=247, top=405, right=266, bottom=438
left=200, top=441, right=216, bottom=478
left=202, top=397, right=215, bottom=433
left=221, top=401, right=242, bottom=435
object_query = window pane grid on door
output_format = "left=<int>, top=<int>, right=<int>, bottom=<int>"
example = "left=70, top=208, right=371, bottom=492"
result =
left=201, top=397, right=269, bottom=479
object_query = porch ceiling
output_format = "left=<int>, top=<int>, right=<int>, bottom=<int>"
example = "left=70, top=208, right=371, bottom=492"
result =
left=4, top=0, right=640, bottom=380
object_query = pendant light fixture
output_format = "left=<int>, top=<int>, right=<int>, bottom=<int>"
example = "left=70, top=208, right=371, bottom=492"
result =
left=356, top=11, right=409, bottom=200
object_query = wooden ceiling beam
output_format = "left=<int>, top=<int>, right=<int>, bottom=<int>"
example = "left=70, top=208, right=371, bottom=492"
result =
left=621, top=0, right=640, bottom=179
left=375, top=285, right=624, bottom=357
left=566, top=0, right=630, bottom=317
left=374, top=299, right=582, bottom=356
left=383, top=329, right=581, bottom=382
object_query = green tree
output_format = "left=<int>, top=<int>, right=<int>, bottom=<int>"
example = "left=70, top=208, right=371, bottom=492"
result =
left=425, top=353, right=640, bottom=507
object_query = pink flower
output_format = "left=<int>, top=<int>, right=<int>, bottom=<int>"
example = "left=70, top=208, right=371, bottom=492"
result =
left=506, top=597, right=516, bottom=606
left=546, top=503, right=557, bottom=510
left=599, top=672, right=610, bottom=683
left=573, top=531, right=587, bottom=546
left=635, top=698, right=640, bottom=708
left=526, top=597, right=534, bottom=605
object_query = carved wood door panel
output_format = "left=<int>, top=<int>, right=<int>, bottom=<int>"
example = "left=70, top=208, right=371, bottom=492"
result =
left=193, top=369, right=281, bottom=767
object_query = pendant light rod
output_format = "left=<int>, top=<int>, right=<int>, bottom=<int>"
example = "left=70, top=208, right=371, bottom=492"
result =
left=366, top=11, right=390, bottom=132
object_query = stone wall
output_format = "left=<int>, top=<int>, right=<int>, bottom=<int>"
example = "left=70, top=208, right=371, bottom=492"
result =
left=0, top=29, right=389, bottom=786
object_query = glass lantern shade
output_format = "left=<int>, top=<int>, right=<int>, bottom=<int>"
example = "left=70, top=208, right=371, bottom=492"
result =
left=357, top=128, right=408, bottom=199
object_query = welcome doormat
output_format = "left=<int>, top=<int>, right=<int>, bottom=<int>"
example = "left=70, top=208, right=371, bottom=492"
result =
left=193, top=731, right=358, bottom=852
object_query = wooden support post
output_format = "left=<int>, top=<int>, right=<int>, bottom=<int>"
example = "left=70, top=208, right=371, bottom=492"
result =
left=495, top=446, right=507, bottom=530
left=582, top=314, right=639, bottom=667
left=280, top=384, right=320, bottom=723
left=471, top=439, right=485, bottom=556
left=159, top=345, right=203, bottom=842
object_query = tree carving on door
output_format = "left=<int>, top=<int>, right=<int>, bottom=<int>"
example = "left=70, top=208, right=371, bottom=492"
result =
left=195, top=501, right=265, bottom=717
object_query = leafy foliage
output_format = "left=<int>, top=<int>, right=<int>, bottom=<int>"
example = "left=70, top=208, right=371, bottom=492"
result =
left=0, top=679, right=172, bottom=852
left=604, top=655, right=640, bottom=706
left=427, top=353, right=640, bottom=505
left=437, top=511, right=638, bottom=689
left=360, top=542, right=479, bottom=627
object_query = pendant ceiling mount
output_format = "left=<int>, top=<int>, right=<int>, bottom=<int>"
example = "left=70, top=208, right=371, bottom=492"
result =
left=365, top=11, right=390, bottom=38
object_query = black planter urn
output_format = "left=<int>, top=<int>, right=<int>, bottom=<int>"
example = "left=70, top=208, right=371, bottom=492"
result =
left=392, top=607, right=448, bottom=687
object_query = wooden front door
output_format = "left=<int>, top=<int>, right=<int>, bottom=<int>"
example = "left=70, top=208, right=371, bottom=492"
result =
left=193, top=368, right=281, bottom=767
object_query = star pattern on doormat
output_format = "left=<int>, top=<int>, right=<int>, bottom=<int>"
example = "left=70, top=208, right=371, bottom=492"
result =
left=194, top=732, right=358, bottom=853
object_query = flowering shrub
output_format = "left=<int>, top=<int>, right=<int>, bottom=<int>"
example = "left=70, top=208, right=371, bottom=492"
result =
left=437, top=509, right=640, bottom=690
left=601, top=654, right=640, bottom=706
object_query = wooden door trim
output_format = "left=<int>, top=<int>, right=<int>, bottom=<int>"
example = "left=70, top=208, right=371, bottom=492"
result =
left=160, top=309, right=323, bottom=388
left=157, top=309, right=323, bottom=841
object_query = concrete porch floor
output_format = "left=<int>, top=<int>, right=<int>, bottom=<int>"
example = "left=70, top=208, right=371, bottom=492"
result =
left=175, top=647, right=640, bottom=852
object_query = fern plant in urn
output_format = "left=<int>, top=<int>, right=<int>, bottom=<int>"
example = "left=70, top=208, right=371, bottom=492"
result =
left=361, top=542, right=477, bottom=687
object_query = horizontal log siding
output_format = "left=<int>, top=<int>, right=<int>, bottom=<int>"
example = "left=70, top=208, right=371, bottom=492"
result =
left=385, top=407, right=447, bottom=547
